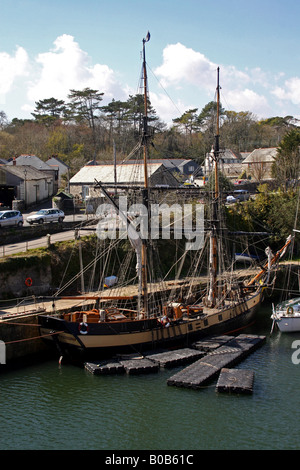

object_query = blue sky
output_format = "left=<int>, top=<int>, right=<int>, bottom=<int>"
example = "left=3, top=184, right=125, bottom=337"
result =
left=1, top=0, right=300, bottom=124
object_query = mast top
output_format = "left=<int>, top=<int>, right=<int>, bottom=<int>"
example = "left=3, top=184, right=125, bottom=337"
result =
left=143, top=31, right=151, bottom=45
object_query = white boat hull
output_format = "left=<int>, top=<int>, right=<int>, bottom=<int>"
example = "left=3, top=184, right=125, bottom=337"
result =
left=274, top=316, right=300, bottom=333
left=272, top=297, right=300, bottom=333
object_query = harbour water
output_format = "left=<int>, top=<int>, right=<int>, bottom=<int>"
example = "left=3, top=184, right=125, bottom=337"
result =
left=1, top=301, right=299, bottom=451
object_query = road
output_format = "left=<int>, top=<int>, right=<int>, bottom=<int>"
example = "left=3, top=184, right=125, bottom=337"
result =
left=0, top=204, right=97, bottom=257
left=1, top=203, right=206, bottom=257
left=0, top=225, right=98, bottom=257
left=22, top=208, right=89, bottom=227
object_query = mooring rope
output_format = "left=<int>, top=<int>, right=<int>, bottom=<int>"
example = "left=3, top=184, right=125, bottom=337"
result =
left=3, top=330, right=64, bottom=345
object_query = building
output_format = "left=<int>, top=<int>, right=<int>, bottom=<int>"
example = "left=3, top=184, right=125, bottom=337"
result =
left=46, top=156, right=70, bottom=187
left=69, top=162, right=179, bottom=200
left=7, top=155, right=59, bottom=193
left=204, top=147, right=243, bottom=180
left=152, top=159, right=199, bottom=177
left=242, top=148, right=277, bottom=180
left=86, top=158, right=199, bottom=178
left=0, top=164, right=54, bottom=208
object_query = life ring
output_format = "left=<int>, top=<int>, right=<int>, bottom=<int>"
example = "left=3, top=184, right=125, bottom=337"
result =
left=79, top=322, right=89, bottom=335
left=160, top=316, right=170, bottom=327
left=25, top=277, right=32, bottom=287
left=287, top=306, right=294, bottom=315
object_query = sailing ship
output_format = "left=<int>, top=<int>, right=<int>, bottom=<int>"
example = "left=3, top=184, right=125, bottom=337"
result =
left=38, top=34, right=292, bottom=360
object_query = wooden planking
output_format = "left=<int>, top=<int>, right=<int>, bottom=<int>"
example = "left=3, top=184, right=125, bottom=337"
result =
left=167, top=334, right=265, bottom=389
left=216, top=368, right=255, bottom=394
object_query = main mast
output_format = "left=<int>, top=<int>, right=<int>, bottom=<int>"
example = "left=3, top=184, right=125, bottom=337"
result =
left=140, top=31, right=151, bottom=316
left=208, top=67, right=221, bottom=307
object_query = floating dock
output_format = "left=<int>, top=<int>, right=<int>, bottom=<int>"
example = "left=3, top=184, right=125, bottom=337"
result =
left=192, top=335, right=235, bottom=352
left=216, top=368, right=255, bottom=394
left=145, top=347, right=204, bottom=368
left=85, top=348, right=204, bottom=375
left=167, top=334, right=265, bottom=389
left=118, top=356, right=160, bottom=375
left=84, top=334, right=265, bottom=392
left=84, top=359, right=125, bottom=375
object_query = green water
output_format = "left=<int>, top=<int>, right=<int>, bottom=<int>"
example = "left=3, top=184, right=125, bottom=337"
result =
left=1, top=303, right=300, bottom=451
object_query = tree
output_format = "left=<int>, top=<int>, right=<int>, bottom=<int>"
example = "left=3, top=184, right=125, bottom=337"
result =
left=67, top=88, right=104, bottom=130
left=32, top=98, right=66, bottom=125
left=172, top=108, right=200, bottom=135
left=272, top=128, right=300, bottom=190
left=0, top=111, right=8, bottom=130
left=198, top=101, right=225, bottom=132
left=221, top=111, right=257, bottom=152
left=67, top=88, right=104, bottom=161
left=126, top=94, right=158, bottom=133
left=101, top=99, right=130, bottom=142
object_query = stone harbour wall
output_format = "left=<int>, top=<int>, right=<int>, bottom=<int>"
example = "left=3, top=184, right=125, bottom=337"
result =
left=0, top=261, right=52, bottom=299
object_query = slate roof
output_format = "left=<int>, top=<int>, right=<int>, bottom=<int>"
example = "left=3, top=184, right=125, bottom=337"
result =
left=7, top=155, right=53, bottom=171
left=1, top=164, right=52, bottom=180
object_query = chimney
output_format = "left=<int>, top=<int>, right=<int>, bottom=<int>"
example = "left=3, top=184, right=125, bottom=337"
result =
left=13, top=157, right=16, bottom=166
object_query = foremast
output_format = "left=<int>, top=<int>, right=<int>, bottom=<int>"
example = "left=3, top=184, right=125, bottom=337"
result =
left=208, top=67, right=221, bottom=307
left=140, top=31, right=151, bottom=317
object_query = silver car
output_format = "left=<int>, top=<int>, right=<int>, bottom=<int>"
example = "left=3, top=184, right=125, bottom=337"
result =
left=0, top=210, right=23, bottom=228
left=26, top=208, right=65, bottom=225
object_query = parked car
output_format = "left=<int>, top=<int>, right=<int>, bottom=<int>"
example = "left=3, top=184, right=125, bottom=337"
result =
left=26, top=208, right=65, bottom=225
left=226, top=190, right=250, bottom=204
left=233, top=189, right=250, bottom=201
left=226, top=195, right=237, bottom=204
left=0, top=210, right=23, bottom=228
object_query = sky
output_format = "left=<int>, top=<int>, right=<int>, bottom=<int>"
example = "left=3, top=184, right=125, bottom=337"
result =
left=1, top=0, right=300, bottom=125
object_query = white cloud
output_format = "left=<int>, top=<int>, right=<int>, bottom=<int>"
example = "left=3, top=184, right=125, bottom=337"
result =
left=27, top=34, right=123, bottom=104
left=225, top=88, right=271, bottom=117
left=154, top=42, right=276, bottom=119
left=0, top=46, right=29, bottom=101
left=272, top=77, right=300, bottom=105
left=2, top=36, right=300, bottom=123
left=150, top=91, right=187, bottom=125
left=155, top=43, right=216, bottom=90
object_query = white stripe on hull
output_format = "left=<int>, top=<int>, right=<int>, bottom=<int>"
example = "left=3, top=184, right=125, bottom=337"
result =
left=40, top=290, right=262, bottom=351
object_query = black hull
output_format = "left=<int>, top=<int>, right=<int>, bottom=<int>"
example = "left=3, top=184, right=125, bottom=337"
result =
left=39, top=295, right=260, bottom=362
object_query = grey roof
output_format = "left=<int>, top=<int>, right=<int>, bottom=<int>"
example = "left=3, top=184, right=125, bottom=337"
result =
left=46, top=156, right=70, bottom=168
left=7, top=155, right=53, bottom=171
left=221, top=149, right=242, bottom=161
left=242, top=148, right=277, bottom=163
left=114, top=158, right=197, bottom=169
left=2, top=165, right=52, bottom=180
left=70, top=163, right=178, bottom=185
